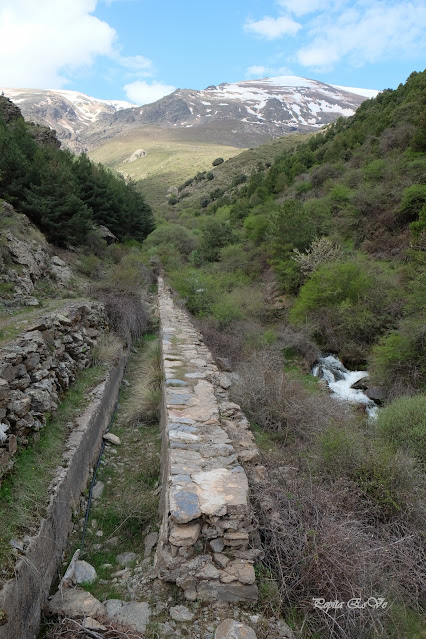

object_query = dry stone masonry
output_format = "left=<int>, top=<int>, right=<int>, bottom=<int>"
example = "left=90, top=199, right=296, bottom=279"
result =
left=0, top=302, right=108, bottom=482
left=156, top=278, right=261, bottom=602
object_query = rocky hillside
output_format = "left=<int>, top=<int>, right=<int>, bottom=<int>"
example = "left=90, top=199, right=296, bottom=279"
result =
left=118, top=76, right=376, bottom=147
left=0, top=88, right=136, bottom=152
left=2, top=77, right=377, bottom=152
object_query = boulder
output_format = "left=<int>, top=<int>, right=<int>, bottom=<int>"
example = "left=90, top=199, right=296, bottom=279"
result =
left=365, top=386, right=388, bottom=401
left=104, top=600, right=151, bottom=633
left=144, top=531, right=159, bottom=557
left=50, top=256, right=72, bottom=284
left=92, top=481, right=105, bottom=500
left=83, top=617, right=107, bottom=631
left=48, top=589, right=104, bottom=618
left=74, top=560, right=97, bottom=584
left=216, top=357, right=232, bottom=372
left=116, top=552, right=138, bottom=567
left=350, top=375, right=369, bottom=390
left=98, top=225, right=118, bottom=244
left=169, top=605, right=194, bottom=622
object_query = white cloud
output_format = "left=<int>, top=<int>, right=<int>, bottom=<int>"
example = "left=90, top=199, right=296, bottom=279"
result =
left=276, top=0, right=329, bottom=16
left=246, top=64, right=294, bottom=78
left=244, top=15, right=301, bottom=39
left=116, top=54, right=153, bottom=76
left=297, top=1, right=426, bottom=70
left=123, top=80, right=176, bottom=105
left=0, top=0, right=116, bottom=87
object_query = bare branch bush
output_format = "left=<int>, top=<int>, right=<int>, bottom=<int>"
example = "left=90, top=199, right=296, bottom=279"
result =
left=292, top=237, right=343, bottom=276
left=42, top=616, right=152, bottom=639
left=95, top=289, right=151, bottom=344
left=231, top=347, right=346, bottom=440
left=252, top=464, right=426, bottom=639
left=233, top=346, right=426, bottom=637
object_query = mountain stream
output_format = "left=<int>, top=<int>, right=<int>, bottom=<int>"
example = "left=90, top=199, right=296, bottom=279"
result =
left=312, top=354, right=378, bottom=418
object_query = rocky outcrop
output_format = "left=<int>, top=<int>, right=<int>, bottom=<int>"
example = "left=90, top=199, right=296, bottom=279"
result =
left=123, top=149, right=147, bottom=163
left=156, top=279, right=261, bottom=602
left=0, top=203, right=73, bottom=305
left=0, top=95, right=21, bottom=123
left=27, top=123, right=61, bottom=149
left=0, top=302, right=108, bottom=482
left=98, top=225, right=118, bottom=244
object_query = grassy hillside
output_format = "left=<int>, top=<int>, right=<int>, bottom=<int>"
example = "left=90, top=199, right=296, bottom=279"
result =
left=167, top=133, right=312, bottom=213
left=87, top=127, right=244, bottom=209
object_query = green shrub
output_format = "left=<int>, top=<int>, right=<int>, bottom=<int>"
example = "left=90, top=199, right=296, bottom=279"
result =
left=76, top=255, right=103, bottom=279
left=329, top=183, right=353, bottom=204
left=294, top=180, right=312, bottom=194
left=370, top=316, right=426, bottom=392
left=410, top=203, right=426, bottom=247
left=243, top=213, right=269, bottom=244
left=377, top=394, right=426, bottom=465
left=290, top=258, right=400, bottom=355
left=145, top=223, right=198, bottom=258
left=399, top=184, right=426, bottom=223
left=353, top=443, right=417, bottom=516
left=363, top=158, right=386, bottom=181
left=290, top=260, right=372, bottom=322
left=210, top=296, right=244, bottom=329
left=317, top=424, right=363, bottom=477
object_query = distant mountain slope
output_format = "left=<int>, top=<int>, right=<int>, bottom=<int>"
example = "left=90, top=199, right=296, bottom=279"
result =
left=2, top=77, right=377, bottom=152
left=0, top=88, right=136, bottom=152
left=87, top=76, right=377, bottom=150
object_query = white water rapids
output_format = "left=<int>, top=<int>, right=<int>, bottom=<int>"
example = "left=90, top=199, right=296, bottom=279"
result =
left=312, top=354, right=378, bottom=418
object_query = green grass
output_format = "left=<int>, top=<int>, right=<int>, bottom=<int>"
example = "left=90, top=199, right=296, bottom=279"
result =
left=88, top=129, right=243, bottom=209
left=0, top=364, right=106, bottom=578
left=169, top=133, right=313, bottom=213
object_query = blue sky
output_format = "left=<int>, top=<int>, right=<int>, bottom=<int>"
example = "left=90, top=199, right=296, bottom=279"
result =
left=0, top=0, right=425, bottom=104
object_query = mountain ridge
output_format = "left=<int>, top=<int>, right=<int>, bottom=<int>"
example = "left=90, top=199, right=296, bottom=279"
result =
left=1, top=76, right=378, bottom=152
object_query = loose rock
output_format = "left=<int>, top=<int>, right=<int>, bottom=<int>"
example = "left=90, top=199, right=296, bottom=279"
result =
left=48, top=589, right=104, bottom=618
left=215, top=619, right=257, bottom=639
left=103, top=432, right=121, bottom=445
left=170, top=605, right=194, bottom=622
left=74, top=560, right=97, bottom=585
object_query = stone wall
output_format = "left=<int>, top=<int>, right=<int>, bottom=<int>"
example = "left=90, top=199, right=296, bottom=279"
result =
left=0, top=302, right=108, bottom=482
left=0, top=349, right=128, bottom=639
left=156, top=278, right=261, bottom=602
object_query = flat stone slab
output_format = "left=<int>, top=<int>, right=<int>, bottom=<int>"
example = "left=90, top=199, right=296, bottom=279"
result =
left=166, top=379, right=188, bottom=386
left=170, top=476, right=201, bottom=524
left=170, top=449, right=202, bottom=475
left=192, top=467, right=249, bottom=517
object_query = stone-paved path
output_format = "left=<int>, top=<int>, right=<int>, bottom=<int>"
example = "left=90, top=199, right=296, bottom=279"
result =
left=156, top=278, right=261, bottom=602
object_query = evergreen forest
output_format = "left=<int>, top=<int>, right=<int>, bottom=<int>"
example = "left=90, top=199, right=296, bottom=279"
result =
left=0, top=97, right=155, bottom=247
